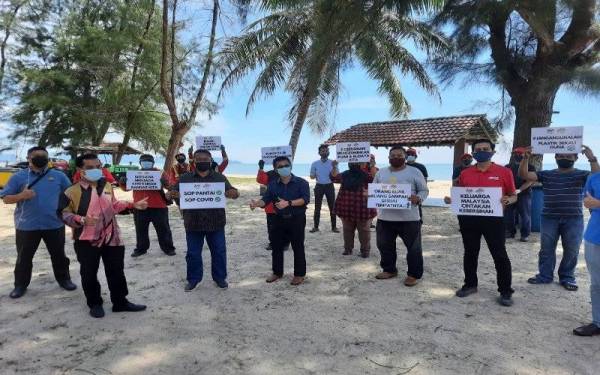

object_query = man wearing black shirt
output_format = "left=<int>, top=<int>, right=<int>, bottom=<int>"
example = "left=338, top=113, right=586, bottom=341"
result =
left=504, top=147, right=535, bottom=242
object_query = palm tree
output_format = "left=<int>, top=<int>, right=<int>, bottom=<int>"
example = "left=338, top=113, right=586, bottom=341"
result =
left=219, top=0, right=447, bottom=158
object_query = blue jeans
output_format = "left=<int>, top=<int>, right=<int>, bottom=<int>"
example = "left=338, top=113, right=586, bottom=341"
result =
left=584, top=241, right=600, bottom=326
left=185, top=229, right=227, bottom=283
left=536, top=216, right=583, bottom=284
left=504, top=193, right=531, bottom=238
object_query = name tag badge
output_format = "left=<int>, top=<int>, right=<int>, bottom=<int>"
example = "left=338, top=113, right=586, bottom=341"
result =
left=488, top=176, right=500, bottom=181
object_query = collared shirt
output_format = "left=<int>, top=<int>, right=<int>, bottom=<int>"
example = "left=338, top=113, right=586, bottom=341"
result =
left=262, top=174, right=310, bottom=216
left=536, top=169, right=589, bottom=217
left=175, top=170, right=235, bottom=232
left=1, top=168, right=71, bottom=230
left=310, top=159, right=334, bottom=184
left=458, top=163, right=516, bottom=196
left=584, top=173, right=600, bottom=245
left=373, top=166, right=429, bottom=222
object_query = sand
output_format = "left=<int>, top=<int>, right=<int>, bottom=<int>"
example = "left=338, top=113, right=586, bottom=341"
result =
left=0, top=177, right=598, bottom=375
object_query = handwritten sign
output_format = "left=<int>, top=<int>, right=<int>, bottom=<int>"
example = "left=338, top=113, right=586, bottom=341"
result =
left=368, top=183, right=412, bottom=209
left=531, top=126, right=583, bottom=154
left=126, top=171, right=162, bottom=190
left=195, top=136, right=222, bottom=151
left=261, top=145, right=292, bottom=164
left=179, top=182, right=226, bottom=209
left=450, top=187, right=503, bottom=217
left=336, top=142, right=371, bottom=163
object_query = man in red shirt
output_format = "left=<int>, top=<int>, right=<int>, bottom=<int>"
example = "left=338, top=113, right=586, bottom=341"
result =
left=120, top=154, right=176, bottom=257
left=448, top=139, right=517, bottom=306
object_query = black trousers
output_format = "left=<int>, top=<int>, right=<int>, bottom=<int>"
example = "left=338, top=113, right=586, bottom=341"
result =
left=271, top=214, right=306, bottom=277
left=133, top=208, right=175, bottom=253
left=376, top=220, right=423, bottom=278
left=266, top=213, right=290, bottom=248
left=458, top=216, right=513, bottom=295
left=74, top=241, right=129, bottom=308
left=14, top=228, right=71, bottom=288
left=313, top=183, right=336, bottom=229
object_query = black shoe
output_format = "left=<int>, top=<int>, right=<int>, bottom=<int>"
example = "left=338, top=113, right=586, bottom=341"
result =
left=497, top=294, right=513, bottom=307
left=112, top=301, right=147, bottom=313
left=527, top=276, right=551, bottom=284
left=561, top=282, right=579, bottom=291
left=265, top=243, right=272, bottom=251
left=519, top=236, right=529, bottom=242
left=505, top=233, right=515, bottom=239
left=455, top=286, right=478, bottom=298
left=309, top=228, right=319, bottom=233
left=185, top=281, right=199, bottom=292
left=9, top=286, right=26, bottom=299
left=58, top=279, right=77, bottom=291
left=89, top=305, right=105, bottom=318
left=164, top=250, right=176, bottom=256
left=215, top=280, right=229, bottom=289
left=573, top=323, right=600, bottom=337
left=131, top=249, right=147, bottom=258
left=331, top=227, right=340, bottom=233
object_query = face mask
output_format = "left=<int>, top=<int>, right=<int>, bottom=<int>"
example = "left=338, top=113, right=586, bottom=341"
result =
left=84, top=168, right=103, bottom=182
left=389, top=158, right=405, bottom=168
left=320, top=152, right=329, bottom=159
left=195, top=162, right=212, bottom=172
left=513, top=155, right=523, bottom=163
left=406, top=155, right=416, bottom=163
left=140, top=161, right=154, bottom=169
left=176, top=158, right=185, bottom=164
left=31, top=156, right=48, bottom=168
left=277, top=166, right=292, bottom=177
left=462, top=159, right=472, bottom=166
left=473, top=151, right=493, bottom=163
left=556, top=159, right=575, bottom=169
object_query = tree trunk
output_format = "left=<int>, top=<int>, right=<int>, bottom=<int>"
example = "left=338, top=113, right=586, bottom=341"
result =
left=511, top=86, right=559, bottom=169
left=288, top=90, right=313, bottom=160
left=114, top=131, right=131, bottom=165
left=163, top=124, right=186, bottom=173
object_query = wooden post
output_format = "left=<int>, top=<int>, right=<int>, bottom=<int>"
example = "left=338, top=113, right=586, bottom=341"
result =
left=453, top=139, right=468, bottom=166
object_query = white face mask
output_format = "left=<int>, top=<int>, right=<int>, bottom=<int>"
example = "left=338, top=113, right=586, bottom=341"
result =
left=406, top=155, right=416, bottom=162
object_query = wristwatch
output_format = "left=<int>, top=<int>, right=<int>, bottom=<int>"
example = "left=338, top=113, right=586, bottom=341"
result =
left=287, top=200, right=293, bottom=207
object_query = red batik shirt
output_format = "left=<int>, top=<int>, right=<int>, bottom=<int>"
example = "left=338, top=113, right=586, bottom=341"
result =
left=331, top=172, right=377, bottom=221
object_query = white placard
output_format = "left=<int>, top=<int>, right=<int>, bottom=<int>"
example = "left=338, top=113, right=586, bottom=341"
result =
left=261, top=145, right=292, bottom=164
left=126, top=171, right=162, bottom=190
left=336, top=142, right=371, bottom=163
left=179, top=182, right=226, bottom=209
left=195, top=136, right=222, bottom=151
left=531, top=126, right=583, bottom=154
left=368, top=183, right=412, bottom=209
left=450, top=187, right=503, bottom=217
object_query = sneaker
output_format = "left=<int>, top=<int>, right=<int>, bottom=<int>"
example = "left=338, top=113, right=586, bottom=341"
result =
left=375, top=271, right=398, bottom=280
left=215, top=280, right=229, bottom=289
left=309, top=228, right=319, bottom=233
left=497, top=294, right=513, bottom=307
left=573, top=323, right=600, bottom=337
left=131, top=249, right=147, bottom=258
left=455, top=286, right=478, bottom=298
left=185, top=281, right=199, bottom=291
left=89, top=305, right=105, bottom=318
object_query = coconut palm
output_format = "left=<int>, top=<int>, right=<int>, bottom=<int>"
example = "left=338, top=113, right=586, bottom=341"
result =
left=219, top=0, right=447, bottom=158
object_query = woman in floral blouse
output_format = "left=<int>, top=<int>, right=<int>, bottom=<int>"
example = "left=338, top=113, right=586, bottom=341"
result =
left=331, top=161, right=378, bottom=258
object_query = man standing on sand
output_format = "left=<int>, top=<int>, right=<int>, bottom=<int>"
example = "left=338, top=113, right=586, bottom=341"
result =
left=168, top=149, right=239, bottom=291
left=1, top=146, right=77, bottom=299
left=519, top=146, right=599, bottom=291
left=309, top=144, right=339, bottom=233
left=504, top=147, right=535, bottom=242
left=257, top=159, right=290, bottom=251
left=452, top=153, right=473, bottom=186
left=446, top=139, right=517, bottom=306
left=250, top=156, right=310, bottom=286
left=59, top=153, right=148, bottom=318
left=373, top=146, right=428, bottom=287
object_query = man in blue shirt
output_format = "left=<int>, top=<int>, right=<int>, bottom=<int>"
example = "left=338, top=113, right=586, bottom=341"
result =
left=520, top=145, right=599, bottom=291
left=574, top=173, right=600, bottom=336
left=0, top=146, right=76, bottom=298
left=309, top=144, right=338, bottom=233
left=250, top=156, right=310, bottom=285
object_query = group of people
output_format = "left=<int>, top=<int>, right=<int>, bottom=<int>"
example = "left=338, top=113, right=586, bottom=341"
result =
left=1, top=140, right=600, bottom=338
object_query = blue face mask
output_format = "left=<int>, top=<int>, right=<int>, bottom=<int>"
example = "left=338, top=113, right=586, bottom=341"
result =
left=140, top=161, right=154, bottom=169
left=473, top=151, right=494, bottom=163
left=84, top=168, right=103, bottom=182
left=277, top=166, right=292, bottom=177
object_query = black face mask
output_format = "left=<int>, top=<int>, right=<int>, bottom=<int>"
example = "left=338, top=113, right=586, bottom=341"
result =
left=31, top=156, right=48, bottom=168
left=462, top=159, right=472, bottom=166
left=556, top=159, right=575, bottom=169
left=195, top=161, right=211, bottom=172
left=513, top=156, right=523, bottom=163
left=176, top=158, right=186, bottom=164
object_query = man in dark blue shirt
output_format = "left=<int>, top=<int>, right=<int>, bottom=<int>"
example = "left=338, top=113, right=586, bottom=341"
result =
left=0, top=146, right=77, bottom=298
left=250, top=156, right=310, bottom=285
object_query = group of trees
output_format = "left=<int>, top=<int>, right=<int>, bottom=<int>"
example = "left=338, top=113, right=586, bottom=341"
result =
left=0, top=0, right=598, bottom=165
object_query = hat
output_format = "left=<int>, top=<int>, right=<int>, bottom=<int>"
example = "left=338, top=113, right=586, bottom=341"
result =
left=512, top=147, right=526, bottom=155
left=460, top=153, right=472, bottom=160
left=406, top=148, right=417, bottom=156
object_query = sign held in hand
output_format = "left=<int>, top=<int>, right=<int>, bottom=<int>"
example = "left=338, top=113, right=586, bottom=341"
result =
left=195, top=136, right=222, bottom=151
left=261, top=146, right=292, bottom=164
left=336, top=142, right=371, bottom=163
left=531, top=126, right=583, bottom=154
left=179, top=182, right=226, bottom=209
left=368, top=183, right=412, bottom=209
left=450, top=187, right=503, bottom=217
left=126, top=171, right=162, bottom=191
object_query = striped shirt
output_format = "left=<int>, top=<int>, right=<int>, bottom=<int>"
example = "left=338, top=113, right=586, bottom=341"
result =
left=537, top=169, right=589, bottom=217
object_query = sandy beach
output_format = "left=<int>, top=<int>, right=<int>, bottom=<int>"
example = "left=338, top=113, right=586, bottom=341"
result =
left=0, top=177, right=598, bottom=375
